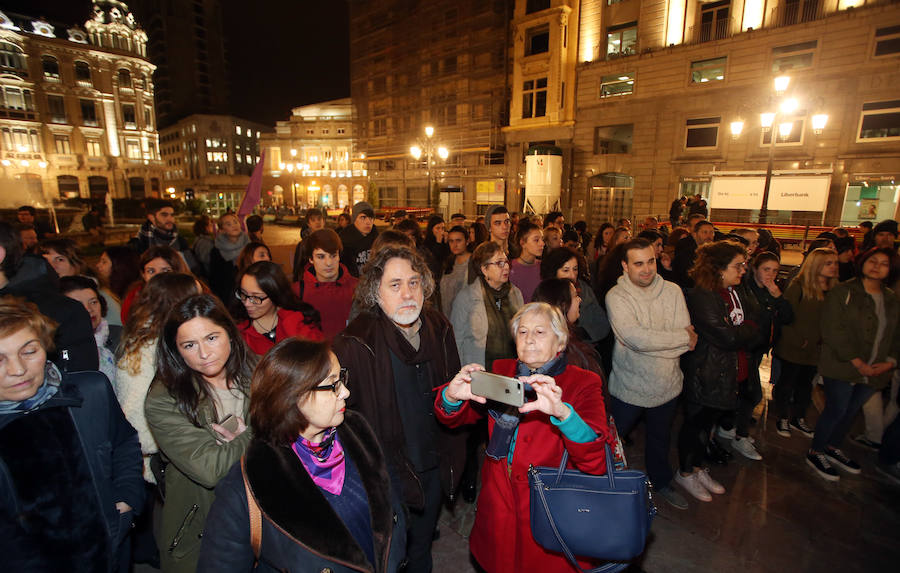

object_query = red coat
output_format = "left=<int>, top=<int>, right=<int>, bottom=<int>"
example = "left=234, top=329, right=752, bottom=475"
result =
left=239, top=307, right=323, bottom=355
left=435, top=360, right=612, bottom=573
left=292, top=264, right=358, bottom=340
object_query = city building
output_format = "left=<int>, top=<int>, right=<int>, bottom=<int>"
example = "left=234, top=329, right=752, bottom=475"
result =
left=348, top=0, right=511, bottom=216
left=0, top=0, right=163, bottom=205
left=260, top=98, right=366, bottom=211
left=128, top=0, right=229, bottom=129
left=158, top=113, right=268, bottom=213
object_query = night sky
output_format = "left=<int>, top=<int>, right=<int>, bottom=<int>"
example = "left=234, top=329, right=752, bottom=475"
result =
left=1, top=0, right=350, bottom=125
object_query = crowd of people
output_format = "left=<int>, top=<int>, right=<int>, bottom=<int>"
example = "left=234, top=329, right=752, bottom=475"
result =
left=1, top=197, right=899, bottom=572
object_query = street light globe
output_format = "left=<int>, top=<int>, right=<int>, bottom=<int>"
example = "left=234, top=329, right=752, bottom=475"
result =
left=290, top=148, right=297, bottom=157
left=20, top=160, right=29, bottom=167
left=437, top=146, right=449, bottom=160
left=279, top=162, right=286, bottom=170
left=812, top=114, right=829, bottom=134
left=38, top=161, right=48, bottom=169
left=424, top=126, right=434, bottom=138
left=16, top=145, right=28, bottom=153
left=773, top=76, right=791, bottom=94
left=1, top=159, right=10, bottom=166
left=286, top=163, right=294, bottom=173
left=780, top=98, right=799, bottom=114
left=730, top=120, right=745, bottom=137
left=760, top=112, right=775, bottom=128
left=410, top=145, right=422, bottom=159
left=778, top=121, right=793, bottom=138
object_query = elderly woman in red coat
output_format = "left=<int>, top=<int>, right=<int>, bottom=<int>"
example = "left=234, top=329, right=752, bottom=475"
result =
left=435, top=302, right=612, bottom=572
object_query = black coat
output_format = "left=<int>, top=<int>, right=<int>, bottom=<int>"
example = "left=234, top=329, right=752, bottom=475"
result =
left=672, top=235, right=698, bottom=288
left=683, top=288, right=766, bottom=410
left=339, top=225, right=378, bottom=277
left=198, top=411, right=407, bottom=573
left=0, top=371, right=144, bottom=572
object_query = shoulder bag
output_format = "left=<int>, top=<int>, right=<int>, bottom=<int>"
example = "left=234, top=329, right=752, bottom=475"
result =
left=528, top=443, right=656, bottom=573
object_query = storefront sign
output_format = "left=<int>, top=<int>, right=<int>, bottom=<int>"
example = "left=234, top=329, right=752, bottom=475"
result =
left=767, top=176, right=830, bottom=211
left=710, top=176, right=765, bottom=210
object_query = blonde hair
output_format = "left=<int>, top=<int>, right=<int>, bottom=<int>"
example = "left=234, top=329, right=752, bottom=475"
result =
left=0, top=296, right=57, bottom=351
left=793, top=247, right=838, bottom=301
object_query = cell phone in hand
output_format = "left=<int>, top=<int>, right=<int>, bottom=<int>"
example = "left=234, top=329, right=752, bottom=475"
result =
left=470, top=371, right=524, bottom=408
left=218, top=414, right=240, bottom=434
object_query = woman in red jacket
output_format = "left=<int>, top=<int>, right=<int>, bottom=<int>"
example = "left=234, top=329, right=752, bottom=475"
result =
left=435, top=302, right=612, bottom=573
left=233, top=261, right=323, bottom=355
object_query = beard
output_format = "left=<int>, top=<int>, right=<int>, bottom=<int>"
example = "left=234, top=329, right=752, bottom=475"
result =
left=387, top=302, right=422, bottom=327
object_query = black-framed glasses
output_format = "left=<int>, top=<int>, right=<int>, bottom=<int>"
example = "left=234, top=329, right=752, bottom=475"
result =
left=234, top=289, right=269, bottom=305
left=312, top=368, right=348, bottom=394
left=485, top=259, right=509, bottom=269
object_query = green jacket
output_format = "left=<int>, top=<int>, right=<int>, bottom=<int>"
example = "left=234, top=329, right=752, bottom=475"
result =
left=775, top=281, right=826, bottom=366
left=818, top=278, right=900, bottom=389
left=145, top=381, right=251, bottom=573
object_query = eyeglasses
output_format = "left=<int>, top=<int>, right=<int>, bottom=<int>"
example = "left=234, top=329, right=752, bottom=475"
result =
left=312, top=368, right=348, bottom=394
left=485, top=259, right=509, bottom=269
left=729, top=262, right=748, bottom=270
left=234, top=289, right=269, bottom=305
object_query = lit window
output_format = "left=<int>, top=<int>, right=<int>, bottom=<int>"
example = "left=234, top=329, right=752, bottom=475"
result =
left=607, top=24, right=637, bottom=59
left=772, top=41, right=817, bottom=73
left=857, top=100, right=900, bottom=141
left=86, top=139, right=102, bottom=156
left=594, top=124, right=633, bottom=154
left=685, top=117, right=720, bottom=149
left=235, top=125, right=242, bottom=135
left=54, top=135, right=71, bottom=154
left=599, top=72, right=634, bottom=98
left=690, top=57, right=727, bottom=84
left=126, top=139, right=141, bottom=159
left=522, top=77, right=548, bottom=119
left=42, top=56, right=60, bottom=80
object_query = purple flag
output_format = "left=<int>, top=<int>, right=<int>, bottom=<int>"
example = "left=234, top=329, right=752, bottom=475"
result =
left=237, top=149, right=265, bottom=230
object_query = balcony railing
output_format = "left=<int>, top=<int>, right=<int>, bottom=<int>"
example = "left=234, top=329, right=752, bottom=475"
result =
left=688, top=18, right=733, bottom=45
left=773, top=0, right=823, bottom=28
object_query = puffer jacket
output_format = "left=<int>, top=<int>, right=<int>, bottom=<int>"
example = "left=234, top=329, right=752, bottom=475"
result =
left=683, top=287, right=766, bottom=410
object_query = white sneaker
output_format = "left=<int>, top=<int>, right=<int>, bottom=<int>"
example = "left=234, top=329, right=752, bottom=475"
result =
left=696, top=467, right=726, bottom=494
left=716, top=426, right=736, bottom=440
left=732, top=436, right=763, bottom=460
left=675, top=472, right=712, bottom=502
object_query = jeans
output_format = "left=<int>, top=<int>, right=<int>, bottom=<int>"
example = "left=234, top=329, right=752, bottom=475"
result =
left=720, top=376, right=761, bottom=438
left=609, top=395, right=678, bottom=489
left=772, top=359, right=817, bottom=420
left=405, top=467, right=442, bottom=573
left=811, top=377, right=877, bottom=452
left=677, top=402, right=725, bottom=474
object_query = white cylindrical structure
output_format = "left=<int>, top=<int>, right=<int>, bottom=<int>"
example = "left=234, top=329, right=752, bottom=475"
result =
left=524, top=145, right=563, bottom=214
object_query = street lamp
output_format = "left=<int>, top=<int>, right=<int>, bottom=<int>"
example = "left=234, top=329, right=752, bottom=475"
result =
left=409, top=125, right=449, bottom=211
left=730, top=76, right=828, bottom=223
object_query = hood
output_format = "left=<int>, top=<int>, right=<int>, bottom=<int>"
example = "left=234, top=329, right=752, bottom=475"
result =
left=2, top=255, right=56, bottom=295
left=302, top=262, right=351, bottom=286
left=615, top=272, right=665, bottom=301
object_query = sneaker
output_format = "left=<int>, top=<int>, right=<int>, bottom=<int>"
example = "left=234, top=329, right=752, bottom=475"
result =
left=696, top=467, right=726, bottom=494
left=875, top=461, right=900, bottom=486
left=790, top=418, right=814, bottom=438
left=732, top=436, right=763, bottom=460
left=825, top=447, right=862, bottom=474
left=656, top=485, right=689, bottom=510
left=852, top=434, right=881, bottom=451
left=716, top=425, right=736, bottom=440
left=776, top=419, right=791, bottom=438
left=675, top=472, right=712, bottom=502
left=806, top=451, right=840, bottom=482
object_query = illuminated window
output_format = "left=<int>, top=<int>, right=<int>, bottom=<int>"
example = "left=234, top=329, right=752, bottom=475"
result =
left=762, top=116, right=805, bottom=146
left=0, top=42, right=26, bottom=73
left=86, top=139, right=102, bottom=156
left=857, top=100, right=900, bottom=141
left=772, top=41, right=817, bottom=73
left=1, top=86, right=34, bottom=111
left=685, top=117, right=720, bottom=149
left=522, top=77, right=547, bottom=118
left=126, top=139, right=141, bottom=159
left=42, top=56, right=60, bottom=80
left=75, top=61, right=92, bottom=86
left=594, top=124, right=633, bottom=154
left=699, top=1, right=730, bottom=43
left=235, top=125, right=242, bottom=135
left=599, top=72, right=634, bottom=98
left=54, top=135, right=71, bottom=154
left=607, top=23, right=637, bottom=59
left=874, top=25, right=900, bottom=57
left=690, top=57, right=727, bottom=84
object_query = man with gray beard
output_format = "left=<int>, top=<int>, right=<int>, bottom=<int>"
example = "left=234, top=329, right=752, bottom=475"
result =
left=333, top=245, right=464, bottom=573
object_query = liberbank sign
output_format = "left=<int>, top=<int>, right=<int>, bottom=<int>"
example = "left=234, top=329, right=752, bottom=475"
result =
left=709, top=171, right=831, bottom=213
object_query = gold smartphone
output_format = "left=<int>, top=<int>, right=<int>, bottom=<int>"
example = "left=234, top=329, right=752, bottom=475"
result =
left=470, top=371, right=524, bottom=408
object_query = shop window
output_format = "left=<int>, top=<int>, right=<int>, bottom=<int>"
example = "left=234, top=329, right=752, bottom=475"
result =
left=772, top=41, right=817, bottom=73
left=607, top=23, right=637, bottom=59
left=47, top=95, right=67, bottom=123
left=599, top=72, right=634, bottom=98
left=525, top=25, right=550, bottom=56
left=594, top=124, right=633, bottom=154
left=857, top=100, right=900, bottom=141
left=54, top=135, right=71, bottom=154
left=685, top=117, right=720, bottom=149
left=522, top=77, right=548, bottom=118
left=874, top=25, right=900, bottom=57
left=42, top=56, right=60, bottom=80
left=691, top=57, right=726, bottom=84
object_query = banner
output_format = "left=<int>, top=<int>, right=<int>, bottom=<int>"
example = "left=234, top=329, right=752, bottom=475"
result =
left=767, top=176, right=830, bottom=211
left=709, top=176, right=765, bottom=210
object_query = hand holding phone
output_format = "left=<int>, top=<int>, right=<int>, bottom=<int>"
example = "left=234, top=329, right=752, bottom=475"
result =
left=470, top=371, right=525, bottom=408
left=212, top=415, right=245, bottom=442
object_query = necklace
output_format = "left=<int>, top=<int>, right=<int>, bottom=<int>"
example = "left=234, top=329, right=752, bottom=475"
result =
left=253, top=312, right=278, bottom=336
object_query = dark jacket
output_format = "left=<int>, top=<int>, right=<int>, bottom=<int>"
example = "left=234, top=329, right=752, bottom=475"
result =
left=672, top=235, right=699, bottom=288
left=333, top=308, right=464, bottom=508
left=775, top=281, right=827, bottom=366
left=683, top=288, right=766, bottom=409
left=736, top=275, right=794, bottom=354
left=1, top=255, right=98, bottom=371
left=0, top=370, right=144, bottom=572
left=197, top=411, right=407, bottom=573
left=339, top=225, right=378, bottom=277
left=819, top=278, right=900, bottom=389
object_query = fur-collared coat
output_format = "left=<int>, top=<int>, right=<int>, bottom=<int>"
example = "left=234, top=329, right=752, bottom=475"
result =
left=197, top=411, right=407, bottom=572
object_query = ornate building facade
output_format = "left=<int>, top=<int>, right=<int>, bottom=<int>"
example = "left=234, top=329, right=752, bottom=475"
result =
left=0, top=0, right=163, bottom=206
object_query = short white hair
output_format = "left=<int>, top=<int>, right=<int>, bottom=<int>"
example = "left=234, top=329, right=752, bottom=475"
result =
left=509, top=302, right=568, bottom=348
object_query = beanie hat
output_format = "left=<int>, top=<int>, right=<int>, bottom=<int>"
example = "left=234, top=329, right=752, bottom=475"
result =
left=352, top=201, right=375, bottom=222
left=484, top=204, right=506, bottom=224
left=873, top=219, right=899, bottom=237
left=833, top=236, right=854, bottom=254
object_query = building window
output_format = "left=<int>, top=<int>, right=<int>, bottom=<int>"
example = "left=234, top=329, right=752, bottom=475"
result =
left=685, top=117, right=720, bottom=149
left=118, top=68, right=132, bottom=88
left=874, top=25, right=900, bottom=57
left=5, top=128, right=42, bottom=152
left=522, top=77, right=548, bottom=118
left=125, top=139, right=141, bottom=159
left=781, top=0, right=821, bottom=27
left=373, top=118, right=387, bottom=136
left=122, top=104, right=136, bottom=128
left=47, top=95, right=66, bottom=123
left=74, top=61, right=92, bottom=86
left=0, top=42, right=26, bottom=73
left=594, top=124, right=633, bottom=154
left=772, top=41, right=817, bottom=73
left=525, top=25, right=550, bottom=56
left=858, top=100, right=900, bottom=141
left=607, top=23, right=637, bottom=59
left=690, top=57, right=727, bottom=84
left=235, top=125, right=242, bottom=135
left=80, top=99, right=98, bottom=126
left=599, top=72, right=634, bottom=98
left=761, top=117, right=805, bottom=145
left=306, top=128, right=314, bottom=135
left=337, top=127, right=345, bottom=134
left=1, top=86, right=34, bottom=111
left=54, top=135, right=71, bottom=154
left=144, top=108, right=152, bottom=129
left=443, top=56, right=457, bottom=73
left=42, top=56, right=60, bottom=80
left=322, top=129, right=329, bottom=134
left=86, top=139, right=102, bottom=156
left=699, top=1, right=730, bottom=43
left=526, top=0, right=551, bottom=14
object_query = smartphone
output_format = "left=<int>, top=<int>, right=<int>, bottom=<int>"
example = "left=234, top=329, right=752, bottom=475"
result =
left=218, top=414, right=240, bottom=434
left=470, top=371, right=524, bottom=408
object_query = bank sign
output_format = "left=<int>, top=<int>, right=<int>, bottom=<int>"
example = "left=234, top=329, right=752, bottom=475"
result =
left=710, top=175, right=830, bottom=212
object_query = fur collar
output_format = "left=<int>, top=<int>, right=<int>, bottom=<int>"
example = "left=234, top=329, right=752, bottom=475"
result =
left=245, top=411, right=394, bottom=572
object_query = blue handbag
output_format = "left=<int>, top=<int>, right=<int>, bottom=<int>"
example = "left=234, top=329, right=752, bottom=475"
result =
left=528, top=443, right=656, bottom=573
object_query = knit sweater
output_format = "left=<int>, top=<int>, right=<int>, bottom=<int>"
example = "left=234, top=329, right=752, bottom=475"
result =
left=114, top=338, right=159, bottom=482
left=605, top=274, right=692, bottom=407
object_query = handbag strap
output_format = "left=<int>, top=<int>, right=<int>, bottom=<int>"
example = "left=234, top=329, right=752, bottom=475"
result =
left=241, top=455, right=262, bottom=561
left=553, top=442, right=617, bottom=489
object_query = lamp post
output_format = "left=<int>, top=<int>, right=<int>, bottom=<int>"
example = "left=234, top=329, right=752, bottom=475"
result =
left=730, top=76, right=828, bottom=224
left=410, top=125, right=449, bottom=211
left=290, top=148, right=298, bottom=208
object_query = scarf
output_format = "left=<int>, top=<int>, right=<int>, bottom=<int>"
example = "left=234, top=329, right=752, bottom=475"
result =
left=214, top=232, right=250, bottom=262
left=484, top=352, right=568, bottom=461
left=0, top=361, right=62, bottom=414
left=292, top=427, right=346, bottom=495
left=379, top=308, right=436, bottom=365
left=480, top=278, right=517, bottom=371
left=93, top=319, right=117, bottom=384
left=139, top=219, right=179, bottom=247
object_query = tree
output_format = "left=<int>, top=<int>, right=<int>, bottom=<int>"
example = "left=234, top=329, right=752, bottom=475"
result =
left=367, top=179, right=379, bottom=208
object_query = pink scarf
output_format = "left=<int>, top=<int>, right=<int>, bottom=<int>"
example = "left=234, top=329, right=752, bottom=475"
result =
left=291, top=427, right=346, bottom=495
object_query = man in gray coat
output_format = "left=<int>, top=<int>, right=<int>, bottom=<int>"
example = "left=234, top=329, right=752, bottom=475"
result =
left=606, top=238, right=697, bottom=509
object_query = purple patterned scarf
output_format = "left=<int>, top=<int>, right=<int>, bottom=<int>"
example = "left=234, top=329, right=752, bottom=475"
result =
left=292, top=427, right=346, bottom=495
